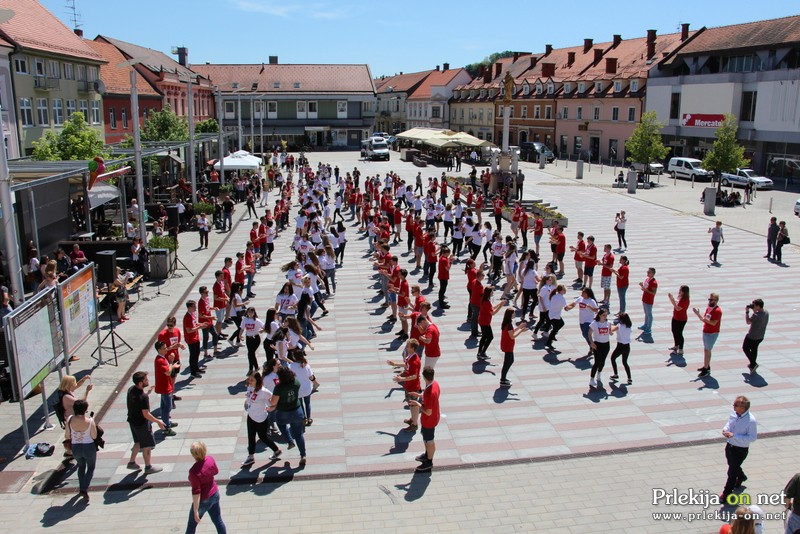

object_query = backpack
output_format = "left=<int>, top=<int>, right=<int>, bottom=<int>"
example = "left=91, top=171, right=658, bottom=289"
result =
left=52, top=391, right=67, bottom=429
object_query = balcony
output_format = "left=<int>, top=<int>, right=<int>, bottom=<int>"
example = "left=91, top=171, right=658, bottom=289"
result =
left=77, top=80, right=95, bottom=93
left=34, top=76, right=60, bottom=90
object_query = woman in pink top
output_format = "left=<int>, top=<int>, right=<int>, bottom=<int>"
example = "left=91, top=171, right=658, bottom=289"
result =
left=186, top=441, right=227, bottom=534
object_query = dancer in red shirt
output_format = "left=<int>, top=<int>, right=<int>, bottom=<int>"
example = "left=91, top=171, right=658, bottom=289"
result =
left=408, top=366, right=440, bottom=472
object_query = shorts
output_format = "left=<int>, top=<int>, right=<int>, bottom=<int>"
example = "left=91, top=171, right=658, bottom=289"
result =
left=600, top=276, right=612, bottom=289
left=388, top=292, right=397, bottom=303
left=556, top=252, right=565, bottom=261
left=703, top=332, right=719, bottom=351
left=511, top=221, right=519, bottom=231
left=129, top=422, right=155, bottom=449
left=584, top=265, right=595, bottom=277
left=404, top=389, right=421, bottom=402
left=421, top=426, right=436, bottom=442
left=534, top=234, right=543, bottom=244
left=214, top=308, right=226, bottom=322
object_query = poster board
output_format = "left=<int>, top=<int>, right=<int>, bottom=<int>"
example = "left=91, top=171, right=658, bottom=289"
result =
left=6, top=288, right=63, bottom=397
left=58, top=264, right=98, bottom=355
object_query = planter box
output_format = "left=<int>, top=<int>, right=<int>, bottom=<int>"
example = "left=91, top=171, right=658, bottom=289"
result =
left=148, top=248, right=175, bottom=279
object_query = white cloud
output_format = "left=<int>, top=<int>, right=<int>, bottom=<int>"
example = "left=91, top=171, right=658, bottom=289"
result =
left=230, top=0, right=298, bottom=17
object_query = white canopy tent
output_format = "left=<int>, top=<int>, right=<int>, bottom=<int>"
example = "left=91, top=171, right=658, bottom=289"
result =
left=396, top=128, right=495, bottom=149
left=213, top=150, right=262, bottom=171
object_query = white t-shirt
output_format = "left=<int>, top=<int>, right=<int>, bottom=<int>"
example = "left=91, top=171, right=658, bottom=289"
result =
left=590, top=320, right=611, bottom=343
left=548, top=292, right=567, bottom=319
left=276, top=294, right=298, bottom=315
left=245, top=386, right=272, bottom=423
left=287, top=329, right=301, bottom=349
left=289, top=362, right=315, bottom=398
left=242, top=317, right=265, bottom=338
left=538, top=284, right=553, bottom=311
left=576, top=297, right=598, bottom=324
left=521, top=266, right=538, bottom=290
left=616, top=324, right=632, bottom=344
left=503, top=252, right=517, bottom=275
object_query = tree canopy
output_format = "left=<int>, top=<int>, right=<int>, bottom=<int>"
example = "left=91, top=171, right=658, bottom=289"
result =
left=625, top=110, right=670, bottom=173
left=702, top=113, right=749, bottom=178
left=195, top=118, right=219, bottom=133
left=465, top=51, right=516, bottom=78
left=31, top=112, right=106, bottom=161
left=141, top=105, right=188, bottom=142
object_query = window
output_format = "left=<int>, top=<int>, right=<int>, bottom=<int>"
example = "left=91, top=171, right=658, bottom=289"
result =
left=593, top=106, right=600, bottom=121
left=485, top=132, right=492, bottom=142
left=544, top=105, right=552, bottom=119
left=460, top=108, right=465, bottom=119
left=76, top=64, right=86, bottom=81
left=64, top=63, right=74, bottom=80
left=536, top=83, right=542, bottom=95
left=273, top=81, right=281, bottom=89
left=614, top=81, right=622, bottom=92
left=52, top=98, right=64, bottom=125
left=267, top=101, right=277, bottom=118
left=611, top=107, right=619, bottom=121
left=91, top=100, right=101, bottom=124
left=307, top=101, right=317, bottom=119
left=253, top=100, right=263, bottom=119
left=560, top=135, right=568, bottom=155
left=296, top=100, right=307, bottom=119
left=36, top=98, right=49, bottom=125
left=595, top=82, right=603, bottom=93
left=48, top=60, right=60, bottom=78
left=66, top=99, right=76, bottom=118
left=561, top=107, right=568, bottom=119
left=523, top=83, right=530, bottom=96
left=79, top=99, right=88, bottom=119
left=431, top=106, right=441, bottom=119
left=224, top=101, right=235, bottom=119
left=740, top=91, right=757, bottom=122
left=122, top=108, right=128, bottom=128
left=578, top=82, right=585, bottom=93
left=498, top=105, right=504, bottom=117
left=34, top=58, right=45, bottom=76
left=574, top=136, right=582, bottom=152
left=521, top=105, right=527, bottom=118
left=508, top=105, right=514, bottom=118
left=14, top=56, right=28, bottom=74
left=109, top=107, right=116, bottom=129
left=534, top=106, right=540, bottom=119
left=669, top=93, right=681, bottom=120
left=19, top=98, right=33, bottom=126
left=627, top=107, right=636, bottom=122
left=488, top=110, right=493, bottom=122
left=547, top=83, right=554, bottom=94
left=337, top=100, right=347, bottom=119
left=576, top=106, right=583, bottom=120
left=631, top=80, right=639, bottom=92
left=293, top=82, right=300, bottom=89
left=87, top=66, right=98, bottom=81
left=564, top=83, right=571, bottom=94
left=478, top=108, right=484, bottom=122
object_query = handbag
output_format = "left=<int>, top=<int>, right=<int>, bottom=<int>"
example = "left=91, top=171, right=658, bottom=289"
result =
left=613, top=223, right=618, bottom=232
left=783, top=235, right=791, bottom=244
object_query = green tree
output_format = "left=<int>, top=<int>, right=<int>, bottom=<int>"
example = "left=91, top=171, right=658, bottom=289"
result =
left=141, top=105, right=188, bottom=142
left=31, top=112, right=106, bottom=161
left=465, top=51, right=516, bottom=78
left=625, top=110, right=670, bottom=177
left=195, top=118, right=219, bottom=133
left=702, top=113, right=749, bottom=188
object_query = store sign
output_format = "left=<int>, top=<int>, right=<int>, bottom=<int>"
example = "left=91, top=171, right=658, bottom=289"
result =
left=681, top=114, right=725, bottom=128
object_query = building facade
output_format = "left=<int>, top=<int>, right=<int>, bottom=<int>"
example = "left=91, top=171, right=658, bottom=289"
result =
left=193, top=61, right=376, bottom=150
left=646, top=15, right=800, bottom=178
left=406, top=65, right=471, bottom=130
left=374, top=70, right=431, bottom=135
left=0, top=36, right=19, bottom=158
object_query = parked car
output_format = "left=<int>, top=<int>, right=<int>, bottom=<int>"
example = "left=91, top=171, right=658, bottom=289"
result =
left=361, top=137, right=390, bottom=161
left=629, top=162, right=664, bottom=174
left=720, top=168, right=774, bottom=190
left=519, top=141, right=555, bottom=163
left=371, top=131, right=390, bottom=139
left=667, top=157, right=713, bottom=181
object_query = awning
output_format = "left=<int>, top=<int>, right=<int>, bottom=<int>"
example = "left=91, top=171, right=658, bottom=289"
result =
left=305, top=126, right=330, bottom=132
left=87, top=183, right=120, bottom=209
left=269, top=126, right=305, bottom=135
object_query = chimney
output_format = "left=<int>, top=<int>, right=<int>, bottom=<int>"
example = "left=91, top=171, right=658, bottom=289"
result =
left=545, top=44, right=553, bottom=56
left=594, top=49, right=603, bottom=63
left=605, top=57, right=617, bottom=74
left=495, top=63, right=502, bottom=78
left=646, top=29, right=657, bottom=60
left=443, top=62, right=449, bottom=71
left=530, top=56, right=538, bottom=69
left=613, top=34, right=622, bottom=47
left=268, top=55, right=278, bottom=64
left=484, top=69, right=491, bottom=83
left=176, top=46, right=188, bottom=67
left=584, top=38, right=593, bottom=53
left=567, top=51, right=575, bottom=66
left=73, top=28, right=83, bottom=38
left=681, top=23, right=690, bottom=41
left=435, top=65, right=440, bottom=71
left=541, top=63, right=555, bottom=78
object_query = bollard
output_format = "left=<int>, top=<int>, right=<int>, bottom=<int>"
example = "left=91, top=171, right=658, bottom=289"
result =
left=691, top=175, right=695, bottom=189
left=588, top=162, right=591, bottom=173
left=565, top=159, right=569, bottom=169
left=769, top=197, right=773, bottom=213
left=674, top=173, right=677, bottom=186
left=601, top=164, right=604, bottom=174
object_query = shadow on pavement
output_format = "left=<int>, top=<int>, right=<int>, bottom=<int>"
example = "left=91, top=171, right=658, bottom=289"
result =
left=471, top=360, right=496, bottom=376
left=376, top=429, right=414, bottom=456
left=40, top=494, right=87, bottom=527
left=102, top=471, right=153, bottom=503
left=666, top=351, right=687, bottom=368
left=694, top=375, right=720, bottom=390
left=394, top=471, right=431, bottom=502
left=743, top=372, right=768, bottom=388
left=493, top=387, right=519, bottom=403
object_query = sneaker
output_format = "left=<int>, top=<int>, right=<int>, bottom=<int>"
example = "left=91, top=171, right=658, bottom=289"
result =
left=500, top=379, right=512, bottom=387
left=169, top=422, right=178, bottom=428
left=287, top=441, right=296, bottom=450
left=589, top=378, right=598, bottom=388
left=299, top=456, right=307, bottom=466
left=698, top=367, right=711, bottom=377
left=610, top=374, right=619, bottom=380
left=242, top=455, right=255, bottom=467
left=403, top=418, right=413, bottom=425
left=163, top=428, right=177, bottom=437
left=627, top=378, right=633, bottom=385
left=144, top=465, right=163, bottom=474
left=269, top=449, right=282, bottom=460
left=415, top=453, right=428, bottom=462
left=750, top=363, right=759, bottom=373
left=126, top=462, right=141, bottom=470
left=415, top=460, right=433, bottom=473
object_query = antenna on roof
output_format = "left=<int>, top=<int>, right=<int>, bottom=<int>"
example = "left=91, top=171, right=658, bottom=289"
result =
left=65, top=0, right=82, bottom=31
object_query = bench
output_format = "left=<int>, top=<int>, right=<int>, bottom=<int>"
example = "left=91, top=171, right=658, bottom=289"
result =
left=98, top=274, right=143, bottom=304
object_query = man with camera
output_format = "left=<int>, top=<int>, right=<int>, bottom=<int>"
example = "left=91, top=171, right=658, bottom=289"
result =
left=743, top=299, right=769, bottom=373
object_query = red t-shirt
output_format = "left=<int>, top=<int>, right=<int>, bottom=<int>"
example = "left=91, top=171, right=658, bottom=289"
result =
left=616, top=264, right=629, bottom=288
left=221, top=267, right=232, bottom=289
left=413, top=295, right=426, bottom=313
left=469, top=279, right=484, bottom=306
left=235, top=260, right=245, bottom=284
left=437, top=256, right=450, bottom=280
left=573, top=240, right=586, bottom=262
left=702, top=306, right=722, bottom=334
left=493, top=198, right=504, bottom=215
left=583, top=243, right=598, bottom=268
left=642, top=277, right=658, bottom=305
left=198, top=296, right=215, bottom=327
left=512, top=206, right=522, bottom=222
left=183, top=311, right=200, bottom=344
left=601, top=252, right=615, bottom=277
left=424, top=240, right=437, bottom=263
left=466, top=267, right=477, bottom=285
left=403, top=353, right=421, bottom=392
left=533, top=218, right=544, bottom=236
left=500, top=324, right=515, bottom=352
left=397, top=279, right=410, bottom=308
left=213, top=280, right=228, bottom=308
left=422, top=323, right=441, bottom=357
left=519, top=213, right=528, bottom=231
left=556, top=234, right=567, bottom=254
left=420, top=381, right=441, bottom=428
left=157, top=327, right=181, bottom=362
left=478, top=300, right=493, bottom=326
left=408, top=312, right=422, bottom=341
left=154, top=353, right=173, bottom=394
left=672, top=296, right=689, bottom=322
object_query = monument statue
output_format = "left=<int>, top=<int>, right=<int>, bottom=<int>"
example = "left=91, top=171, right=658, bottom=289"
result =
left=503, top=71, right=514, bottom=105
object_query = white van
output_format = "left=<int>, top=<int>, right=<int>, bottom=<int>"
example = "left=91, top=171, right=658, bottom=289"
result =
left=667, top=157, right=712, bottom=181
left=361, top=137, right=390, bottom=161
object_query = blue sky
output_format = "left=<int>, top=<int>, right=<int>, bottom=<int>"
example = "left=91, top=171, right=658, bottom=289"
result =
left=40, top=0, right=799, bottom=77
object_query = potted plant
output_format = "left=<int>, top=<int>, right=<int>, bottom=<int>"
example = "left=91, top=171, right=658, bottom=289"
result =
left=146, top=235, right=177, bottom=278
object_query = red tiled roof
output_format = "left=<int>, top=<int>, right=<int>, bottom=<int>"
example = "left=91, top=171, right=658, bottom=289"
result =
left=86, top=40, right=159, bottom=96
left=374, top=70, right=431, bottom=94
left=679, top=15, right=800, bottom=55
left=407, top=68, right=469, bottom=100
left=192, top=63, right=375, bottom=93
left=0, top=0, right=102, bottom=61
left=97, top=35, right=204, bottom=80
left=0, top=36, right=11, bottom=48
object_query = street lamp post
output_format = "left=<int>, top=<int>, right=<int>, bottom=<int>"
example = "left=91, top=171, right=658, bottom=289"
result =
left=216, top=86, right=225, bottom=184
left=237, top=92, right=242, bottom=150
left=130, top=69, right=147, bottom=243
left=186, top=75, right=197, bottom=204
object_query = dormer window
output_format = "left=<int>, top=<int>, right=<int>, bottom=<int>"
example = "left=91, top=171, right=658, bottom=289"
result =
left=536, top=82, right=542, bottom=95
left=480, top=89, right=485, bottom=98
left=595, top=81, right=603, bottom=93
left=547, top=83, right=554, bottom=94
left=631, top=80, right=639, bottom=92
left=614, top=81, right=622, bottom=92
left=578, top=82, right=586, bottom=93
left=273, top=81, right=281, bottom=89
left=471, top=90, right=476, bottom=98
left=293, top=82, right=301, bottom=89
left=564, top=83, right=571, bottom=94
left=523, top=82, right=530, bottom=96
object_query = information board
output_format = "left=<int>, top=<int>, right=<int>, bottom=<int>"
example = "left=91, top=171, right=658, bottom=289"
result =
left=59, top=265, right=98, bottom=354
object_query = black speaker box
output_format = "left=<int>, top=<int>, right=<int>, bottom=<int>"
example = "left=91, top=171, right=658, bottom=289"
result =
left=167, top=205, right=180, bottom=228
left=96, top=250, right=117, bottom=284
